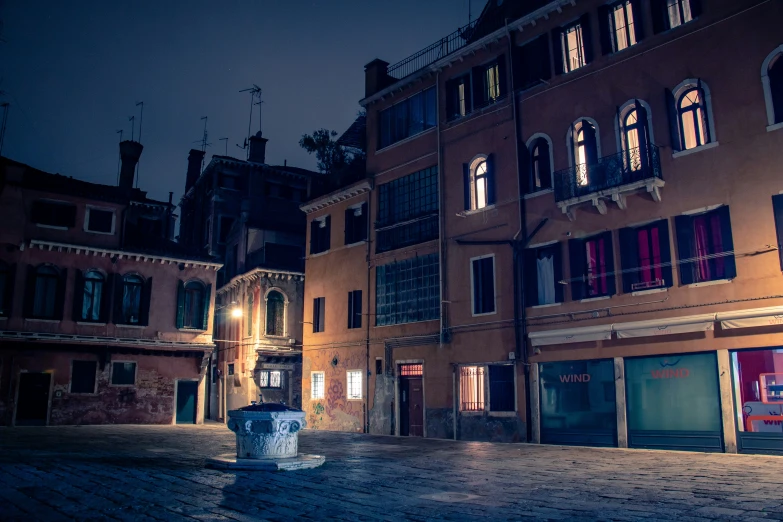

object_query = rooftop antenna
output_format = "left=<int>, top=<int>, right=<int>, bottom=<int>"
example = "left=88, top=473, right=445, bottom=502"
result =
left=115, top=129, right=123, bottom=185
left=0, top=102, right=9, bottom=158
left=135, top=101, right=144, bottom=188
left=128, top=115, right=135, bottom=142
left=200, top=116, right=208, bottom=152
left=238, top=84, right=262, bottom=159
left=219, top=137, right=228, bottom=156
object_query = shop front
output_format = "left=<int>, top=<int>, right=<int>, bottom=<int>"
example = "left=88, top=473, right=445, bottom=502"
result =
left=730, top=347, right=783, bottom=454
left=625, top=352, right=723, bottom=452
left=539, top=359, right=617, bottom=447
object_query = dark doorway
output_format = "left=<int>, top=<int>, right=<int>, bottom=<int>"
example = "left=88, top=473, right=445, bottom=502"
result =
left=399, top=364, right=423, bottom=437
left=176, top=380, right=198, bottom=424
left=16, top=372, right=51, bottom=426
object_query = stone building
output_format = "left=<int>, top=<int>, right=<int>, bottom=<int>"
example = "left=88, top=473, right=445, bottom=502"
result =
left=0, top=142, right=220, bottom=426
left=300, top=0, right=783, bottom=454
left=178, top=132, right=318, bottom=419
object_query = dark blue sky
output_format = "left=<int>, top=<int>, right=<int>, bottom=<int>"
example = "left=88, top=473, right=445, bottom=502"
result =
left=1, top=1, right=476, bottom=202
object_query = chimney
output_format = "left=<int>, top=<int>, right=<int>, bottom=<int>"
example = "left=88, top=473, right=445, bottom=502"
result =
left=364, top=59, right=392, bottom=98
left=248, top=131, right=268, bottom=164
left=118, top=140, right=143, bottom=191
left=185, top=149, right=205, bottom=193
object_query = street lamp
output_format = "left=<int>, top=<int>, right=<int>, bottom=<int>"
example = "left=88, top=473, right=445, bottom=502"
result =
left=231, top=307, right=243, bottom=318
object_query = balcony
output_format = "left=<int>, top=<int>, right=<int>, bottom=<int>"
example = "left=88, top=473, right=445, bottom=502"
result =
left=553, top=145, right=664, bottom=220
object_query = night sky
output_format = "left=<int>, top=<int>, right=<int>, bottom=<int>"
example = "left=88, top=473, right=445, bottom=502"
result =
left=1, top=1, right=474, bottom=203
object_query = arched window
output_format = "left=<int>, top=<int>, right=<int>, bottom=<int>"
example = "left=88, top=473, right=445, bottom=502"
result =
left=570, top=119, right=598, bottom=186
left=183, top=281, right=205, bottom=329
left=678, top=87, right=710, bottom=150
left=528, top=137, right=552, bottom=191
left=762, top=46, right=783, bottom=126
left=619, top=100, right=651, bottom=175
left=472, top=160, right=489, bottom=210
left=121, top=274, right=144, bottom=325
left=33, top=266, right=59, bottom=319
left=81, top=270, right=104, bottom=322
left=266, top=291, right=285, bottom=336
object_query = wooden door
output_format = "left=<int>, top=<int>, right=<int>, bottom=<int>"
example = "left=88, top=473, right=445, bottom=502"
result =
left=176, top=381, right=198, bottom=424
left=400, top=376, right=423, bottom=437
left=16, top=372, right=51, bottom=426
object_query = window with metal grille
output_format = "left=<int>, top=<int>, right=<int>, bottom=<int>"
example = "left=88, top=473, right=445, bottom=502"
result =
left=313, top=297, right=325, bottom=333
left=471, top=255, right=495, bottom=315
left=460, top=366, right=485, bottom=411
left=376, top=166, right=438, bottom=253
left=70, top=360, right=97, bottom=394
left=259, top=370, right=282, bottom=389
left=399, top=363, right=423, bottom=376
left=489, top=365, right=515, bottom=412
left=311, top=372, right=325, bottom=399
left=347, top=290, right=362, bottom=329
left=375, top=254, right=439, bottom=326
left=347, top=370, right=362, bottom=400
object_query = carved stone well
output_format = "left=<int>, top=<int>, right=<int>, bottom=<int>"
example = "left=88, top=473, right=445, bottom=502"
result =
left=206, top=403, right=325, bottom=471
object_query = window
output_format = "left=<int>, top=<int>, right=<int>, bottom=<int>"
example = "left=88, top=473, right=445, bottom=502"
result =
left=212, top=365, right=218, bottom=384
left=675, top=206, right=736, bottom=284
left=652, top=0, right=701, bottom=32
left=111, top=361, right=136, bottom=386
left=176, top=280, right=209, bottom=330
left=120, top=275, right=144, bottom=325
left=0, top=262, right=14, bottom=318
left=344, top=203, right=367, bottom=245
left=375, top=358, right=383, bottom=375
left=570, top=119, right=599, bottom=186
left=763, top=47, right=783, bottom=125
left=347, top=370, right=362, bottom=400
left=460, top=366, right=485, bottom=411
left=515, top=35, right=551, bottom=90
left=85, top=208, right=114, bottom=234
left=246, top=292, right=254, bottom=337
left=446, top=75, right=471, bottom=120
left=31, top=200, right=76, bottom=228
left=27, top=265, right=62, bottom=319
left=471, top=255, right=496, bottom=316
left=600, top=1, right=640, bottom=55
left=259, top=370, right=282, bottom=389
left=489, top=365, right=515, bottom=412
left=464, top=156, right=495, bottom=211
left=78, top=270, right=105, bottom=322
left=378, top=87, right=436, bottom=149
left=619, top=220, right=673, bottom=293
left=375, top=254, right=439, bottom=326
left=310, top=216, right=331, bottom=254
left=525, top=243, right=564, bottom=307
left=569, top=232, right=616, bottom=300
left=772, top=195, right=783, bottom=270
left=526, top=137, right=552, bottom=192
left=678, top=88, right=709, bottom=150
left=472, top=58, right=504, bottom=109
left=218, top=173, right=240, bottom=190
left=70, top=361, right=97, bottom=394
left=228, top=363, right=235, bottom=376
left=311, top=371, right=325, bottom=399
left=553, top=16, right=592, bottom=75
left=266, top=290, right=285, bottom=336
left=666, top=0, right=692, bottom=29
left=218, top=216, right=235, bottom=244
left=347, top=290, right=362, bottom=329
left=376, top=166, right=438, bottom=253
left=313, top=296, right=325, bottom=333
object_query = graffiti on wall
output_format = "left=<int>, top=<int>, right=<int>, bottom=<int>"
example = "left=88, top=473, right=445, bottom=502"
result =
left=305, top=349, right=364, bottom=432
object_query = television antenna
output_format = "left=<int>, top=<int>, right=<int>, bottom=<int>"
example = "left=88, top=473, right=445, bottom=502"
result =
left=128, top=115, right=135, bottom=141
left=115, top=129, right=123, bottom=185
left=135, top=101, right=144, bottom=188
left=237, top=84, right=262, bottom=158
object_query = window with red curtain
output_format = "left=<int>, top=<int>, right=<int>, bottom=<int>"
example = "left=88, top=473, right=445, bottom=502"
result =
left=637, top=225, right=663, bottom=285
left=585, top=237, right=608, bottom=297
left=693, top=212, right=725, bottom=282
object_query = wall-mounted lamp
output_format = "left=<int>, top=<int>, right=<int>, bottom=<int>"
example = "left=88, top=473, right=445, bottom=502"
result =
left=231, top=307, right=243, bottom=318
left=533, top=347, right=542, bottom=356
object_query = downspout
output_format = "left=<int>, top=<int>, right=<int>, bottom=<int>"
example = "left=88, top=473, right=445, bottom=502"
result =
left=365, top=190, right=372, bottom=433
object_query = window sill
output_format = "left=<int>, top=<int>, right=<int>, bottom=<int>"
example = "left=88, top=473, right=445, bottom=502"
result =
left=530, top=302, right=562, bottom=309
left=76, top=322, right=107, bottom=326
left=179, top=328, right=206, bottom=332
left=375, top=127, right=436, bottom=155
left=344, top=240, right=367, bottom=249
left=35, top=224, right=69, bottom=230
left=259, top=387, right=283, bottom=390
left=767, top=122, right=783, bottom=133
left=116, top=324, right=145, bottom=329
left=85, top=230, right=115, bottom=236
left=109, top=384, right=136, bottom=388
left=25, top=318, right=61, bottom=323
left=471, top=310, right=497, bottom=318
left=687, top=278, right=732, bottom=289
left=347, top=398, right=364, bottom=402
left=264, top=334, right=289, bottom=339
left=672, top=141, right=719, bottom=158
left=459, top=204, right=496, bottom=217
left=579, top=295, right=611, bottom=304
left=459, top=411, right=485, bottom=416
left=523, top=188, right=553, bottom=200
left=487, top=411, right=517, bottom=417
left=631, top=287, right=668, bottom=297
left=308, top=250, right=331, bottom=258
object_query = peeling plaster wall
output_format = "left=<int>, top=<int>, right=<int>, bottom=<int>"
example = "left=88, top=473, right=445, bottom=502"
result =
left=425, top=408, right=454, bottom=440
left=302, top=347, right=364, bottom=432
left=458, top=414, right=526, bottom=443
left=369, top=374, right=394, bottom=435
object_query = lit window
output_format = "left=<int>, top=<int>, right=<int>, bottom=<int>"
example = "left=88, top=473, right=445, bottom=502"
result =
left=347, top=370, right=362, bottom=400
left=667, top=0, right=692, bottom=29
left=678, top=88, right=709, bottom=150
left=624, top=109, right=642, bottom=171
left=485, top=63, right=500, bottom=101
left=259, top=370, right=282, bottom=389
left=572, top=120, right=598, bottom=186
left=610, top=1, right=637, bottom=51
left=470, top=160, right=489, bottom=210
left=561, top=22, right=586, bottom=73
left=460, top=366, right=485, bottom=411
left=311, top=372, right=325, bottom=399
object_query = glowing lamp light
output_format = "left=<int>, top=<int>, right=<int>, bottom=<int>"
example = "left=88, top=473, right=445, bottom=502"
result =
left=231, top=307, right=243, bottom=319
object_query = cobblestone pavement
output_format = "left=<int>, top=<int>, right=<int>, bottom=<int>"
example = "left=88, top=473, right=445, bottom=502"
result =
left=1, top=424, right=781, bottom=521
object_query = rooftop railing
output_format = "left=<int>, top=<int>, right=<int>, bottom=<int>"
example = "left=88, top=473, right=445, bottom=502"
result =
left=386, top=19, right=478, bottom=80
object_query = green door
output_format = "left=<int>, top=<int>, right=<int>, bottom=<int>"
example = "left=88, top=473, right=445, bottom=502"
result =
left=176, top=381, right=198, bottom=424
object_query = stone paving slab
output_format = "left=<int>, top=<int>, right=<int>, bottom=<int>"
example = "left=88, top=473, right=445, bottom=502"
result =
left=0, top=424, right=781, bottom=521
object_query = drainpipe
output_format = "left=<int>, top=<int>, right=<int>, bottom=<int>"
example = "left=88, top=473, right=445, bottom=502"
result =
left=365, top=190, right=372, bottom=433
left=436, top=70, right=448, bottom=437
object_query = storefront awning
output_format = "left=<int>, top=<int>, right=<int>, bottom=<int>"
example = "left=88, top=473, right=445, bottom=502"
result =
left=528, top=324, right=613, bottom=346
left=613, top=314, right=715, bottom=339
left=716, top=306, right=783, bottom=329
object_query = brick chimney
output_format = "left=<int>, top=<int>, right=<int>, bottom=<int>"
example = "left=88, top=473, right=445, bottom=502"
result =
left=118, top=140, right=143, bottom=191
left=365, top=59, right=392, bottom=98
left=248, top=131, right=268, bottom=164
left=185, top=149, right=205, bottom=193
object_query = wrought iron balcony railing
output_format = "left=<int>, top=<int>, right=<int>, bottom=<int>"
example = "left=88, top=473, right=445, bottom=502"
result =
left=387, top=19, right=478, bottom=80
left=553, top=145, right=662, bottom=203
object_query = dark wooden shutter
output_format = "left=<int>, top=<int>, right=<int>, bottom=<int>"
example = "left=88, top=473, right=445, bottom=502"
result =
left=539, top=139, right=552, bottom=189
left=72, top=269, right=84, bottom=322
left=635, top=99, right=650, bottom=172
left=580, top=13, right=594, bottom=64
left=54, top=268, right=67, bottom=321
left=140, top=277, right=153, bottom=326
left=355, top=291, right=362, bottom=328
left=675, top=214, right=696, bottom=285
left=602, top=232, right=617, bottom=296
left=313, top=297, right=320, bottom=332
left=697, top=78, right=711, bottom=143
left=486, top=154, right=496, bottom=206
left=2, top=264, right=15, bottom=317
left=201, top=283, right=212, bottom=330
left=537, top=34, right=552, bottom=82
left=690, top=0, right=703, bottom=18
left=650, top=0, right=667, bottom=34
left=309, top=220, right=317, bottom=254
left=482, top=257, right=495, bottom=313
left=582, top=121, right=598, bottom=166
left=717, top=206, right=736, bottom=279
left=630, top=0, right=645, bottom=41
left=497, top=54, right=507, bottom=97
left=318, top=297, right=325, bottom=332
left=344, top=207, right=353, bottom=244
left=665, top=88, right=681, bottom=151
left=471, top=66, right=484, bottom=108
left=23, top=265, right=36, bottom=318
left=553, top=243, right=564, bottom=303
left=175, top=279, right=185, bottom=329
left=99, top=273, right=114, bottom=323
left=324, top=216, right=331, bottom=251
left=552, top=28, right=564, bottom=75
left=445, top=78, right=457, bottom=118
left=568, top=238, right=586, bottom=301
left=598, top=4, right=614, bottom=55
left=359, top=203, right=368, bottom=241
left=347, top=292, right=353, bottom=329
left=463, top=76, right=472, bottom=114
left=773, top=195, right=783, bottom=270
left=524, top=249, right=538, bottom=307
left=657, top=219, right=674, bottom=287
left=463, top=163, right=471, bottom=210
left=113, top=274, right=124, bottom=323
left=619, top=227, right=639, bottom=293
left=488, top=365, right=514, bottom=412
